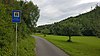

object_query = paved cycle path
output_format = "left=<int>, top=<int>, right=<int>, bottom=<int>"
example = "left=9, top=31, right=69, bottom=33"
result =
left=33, top=36, right=69, bottom=56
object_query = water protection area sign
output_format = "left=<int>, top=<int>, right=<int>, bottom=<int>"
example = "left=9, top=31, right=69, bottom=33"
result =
left=12, top=10, right=21, bottom=23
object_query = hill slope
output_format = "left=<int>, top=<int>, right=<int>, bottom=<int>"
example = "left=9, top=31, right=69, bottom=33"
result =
left=37, top=5, right=100, bottom=37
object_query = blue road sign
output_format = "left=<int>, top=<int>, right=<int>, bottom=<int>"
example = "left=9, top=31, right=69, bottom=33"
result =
left=12, top=10, right=21, bottom=23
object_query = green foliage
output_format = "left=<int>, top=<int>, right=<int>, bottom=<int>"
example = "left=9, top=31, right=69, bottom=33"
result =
left=18, top=36, right=35, bottom=56
left=61, top=22, right=81, bottom=42
left=62, top=22, right=81, bottom=36
left=41, top=28, right=50, bottom=37
left=0, top=0, right=39, bottom=56
left=91, top=6, right=100, bottom=38
left=20, top=1, right=40, bottom=30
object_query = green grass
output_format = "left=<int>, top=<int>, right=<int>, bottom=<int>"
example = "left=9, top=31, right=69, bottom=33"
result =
left=18, top=36, right=35, bottom=56
left=0, top=36, right=35, bottom=56
left=35, top=33, right=100, bottom=56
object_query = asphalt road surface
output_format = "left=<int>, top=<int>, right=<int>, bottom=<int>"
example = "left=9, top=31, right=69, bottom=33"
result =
left=33, top=36, right=69, bottom=56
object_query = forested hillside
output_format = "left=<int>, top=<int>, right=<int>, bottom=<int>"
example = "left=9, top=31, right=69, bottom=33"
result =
left=37, top=5, right=100, bottom=38
left=0, top=0, right=39, bottom=56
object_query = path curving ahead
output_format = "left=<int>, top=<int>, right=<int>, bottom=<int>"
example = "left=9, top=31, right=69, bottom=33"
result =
left=33, top=36, right=69, bottom=56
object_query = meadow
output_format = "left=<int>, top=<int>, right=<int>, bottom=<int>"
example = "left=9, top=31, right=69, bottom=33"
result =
left=35, top=34, right=100, bottom=56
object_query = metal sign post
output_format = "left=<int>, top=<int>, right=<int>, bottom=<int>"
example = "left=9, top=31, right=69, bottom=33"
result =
left=12, top=10, right=21, bottom=56
left=15, top=23, right=17, bottom=56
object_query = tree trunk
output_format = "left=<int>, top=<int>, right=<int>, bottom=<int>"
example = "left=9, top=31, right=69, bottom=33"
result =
left=44, top=34, right=46, bottom=37
left=67, top=35, right=72, bottom=42
left=97, top=33, right=100, bottom=38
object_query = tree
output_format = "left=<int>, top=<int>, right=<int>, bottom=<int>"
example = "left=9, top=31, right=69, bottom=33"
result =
left=19, top=1, right=40, bottom=32
left=92, top=5, right=100, bottom=38
left=41, top=28, right=50, bottom=37
left=62, top=22, right=81, bottom=42
left=0, top=0, right=40, bottom=55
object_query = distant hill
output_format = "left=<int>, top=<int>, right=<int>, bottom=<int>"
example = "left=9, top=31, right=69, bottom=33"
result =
left=36, top=5, right=100, bottom=38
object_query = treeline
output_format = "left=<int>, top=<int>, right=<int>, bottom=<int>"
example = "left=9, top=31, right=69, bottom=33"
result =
left=36, top=5, right=100, bottom=38
left=0, top=0, right=39, bottom=56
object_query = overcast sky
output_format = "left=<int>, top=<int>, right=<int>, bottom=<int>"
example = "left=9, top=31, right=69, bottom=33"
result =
left=27, top=0, right=100, bottom=26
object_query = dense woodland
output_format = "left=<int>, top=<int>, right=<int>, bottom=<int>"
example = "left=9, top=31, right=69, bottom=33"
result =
left=37, top=5, right=100, bottom=38
left=0, top=0, right=39, bottom=56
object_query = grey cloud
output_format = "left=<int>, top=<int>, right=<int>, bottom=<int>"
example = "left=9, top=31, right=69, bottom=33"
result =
left=33, top=0, right=100, bottom=26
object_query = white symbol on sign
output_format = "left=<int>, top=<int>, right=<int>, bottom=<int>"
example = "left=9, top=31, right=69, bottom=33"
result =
left=14, top=12, right=19, bottom=17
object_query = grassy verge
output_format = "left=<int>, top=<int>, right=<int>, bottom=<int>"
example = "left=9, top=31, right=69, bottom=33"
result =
left=35, top=33, right=100, bottom=56
left=0, top=36, right=35, bottom=56
left=18, top=36, right=35, bottom=56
